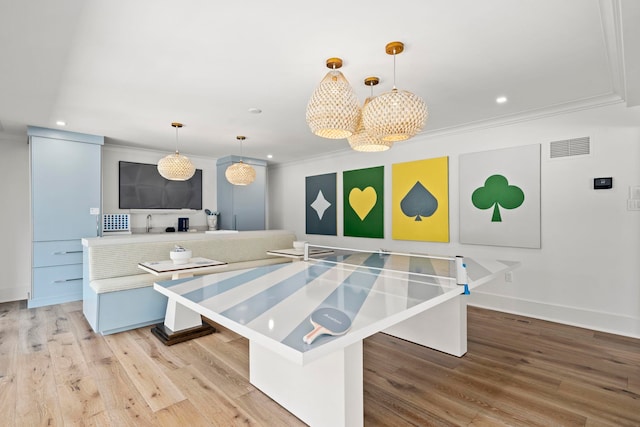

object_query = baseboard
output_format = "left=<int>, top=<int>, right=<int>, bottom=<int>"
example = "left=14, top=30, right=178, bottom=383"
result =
left=0, top=287, right=29, bottom=304
left=468, top=291, right=640, bottom=339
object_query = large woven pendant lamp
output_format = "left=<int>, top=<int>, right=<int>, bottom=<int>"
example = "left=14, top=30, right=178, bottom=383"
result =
left=348, top=77, right=393, bottom=152
left=362, top=42, right=428, bottom=142
left=157, top=122, right=196, bottom=181
left=306, top=57, right=360, bottom=139
left=225, top=136, right=256, bottom=186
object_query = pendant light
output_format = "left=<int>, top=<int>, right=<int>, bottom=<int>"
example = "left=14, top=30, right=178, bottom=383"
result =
left=157, top=122, right=196, bottom=181
left=306, top=57, right=360, bottom=139
left=348, top=77, right=393, bottom=152
left=225, top=136, right=256, bottom=186
left=362, top=42, right=428, bottom=142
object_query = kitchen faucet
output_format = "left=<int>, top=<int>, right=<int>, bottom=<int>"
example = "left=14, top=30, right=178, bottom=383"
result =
left=146, top=214, right=152, bottom=232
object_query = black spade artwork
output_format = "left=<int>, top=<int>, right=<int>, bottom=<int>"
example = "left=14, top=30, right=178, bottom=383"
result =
left=400, top=181, right=438, bottom=221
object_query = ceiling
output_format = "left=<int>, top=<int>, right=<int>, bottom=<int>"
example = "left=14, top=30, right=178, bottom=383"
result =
left=1, top=0, right=638, bottom=164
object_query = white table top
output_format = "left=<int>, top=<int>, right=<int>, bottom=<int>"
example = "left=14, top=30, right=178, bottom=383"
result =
left=153, top=252, right=519, bottom=365
left=139, top=257, right=226, bottom=275
left=266, top=247, right=334, bottom=259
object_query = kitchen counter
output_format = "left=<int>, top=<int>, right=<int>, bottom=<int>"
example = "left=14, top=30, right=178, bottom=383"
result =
left=82, top=229, right=242, bottom=247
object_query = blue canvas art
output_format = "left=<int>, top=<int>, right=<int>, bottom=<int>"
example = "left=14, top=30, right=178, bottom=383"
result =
left=306, top=173, right=337, bottom=235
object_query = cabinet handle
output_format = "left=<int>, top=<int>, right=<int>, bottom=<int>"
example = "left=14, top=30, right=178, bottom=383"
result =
left=52, top=251, right=83, bottom=255
left=53, top=278, right=83, bottom=283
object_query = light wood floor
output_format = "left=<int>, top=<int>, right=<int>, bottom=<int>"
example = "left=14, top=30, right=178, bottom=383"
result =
left=0, top=300, right=638, bottom=426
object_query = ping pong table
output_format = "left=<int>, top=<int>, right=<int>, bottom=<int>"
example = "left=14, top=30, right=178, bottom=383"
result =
left=152, top=245, right=519, bottom=427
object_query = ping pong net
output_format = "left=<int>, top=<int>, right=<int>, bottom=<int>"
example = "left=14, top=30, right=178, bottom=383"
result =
left=301, top=243, right=467, bottom=287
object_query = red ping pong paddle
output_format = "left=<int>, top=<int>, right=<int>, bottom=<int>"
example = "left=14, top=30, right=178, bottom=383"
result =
left=303, top=307, right=352, bottom=344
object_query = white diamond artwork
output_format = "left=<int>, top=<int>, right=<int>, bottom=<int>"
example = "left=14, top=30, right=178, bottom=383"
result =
left=310, top=190, right=331, bottom=220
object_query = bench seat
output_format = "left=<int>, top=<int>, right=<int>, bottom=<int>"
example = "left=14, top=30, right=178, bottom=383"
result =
left=82, top=230, right=296, bottom=335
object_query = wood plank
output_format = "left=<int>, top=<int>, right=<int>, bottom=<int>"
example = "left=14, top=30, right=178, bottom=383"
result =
left=131, top=327, right=190, bottom=372
left=48, top=331, right=91, bottom=382
left=43, top=302, right=72, bottom=338
left=235, top=388, right=307, bottom=426
left=15, top=352, right=64, bottom=426
left=104, top=332, right=186, bottom=412
left=557, top=378, right=640, bottom=426
left=89, top=357, right=158, bottom=426
left=364, top=365, right=479, bottom=426
left=164, top=364, right=260, bottom=425
left=0, top=354, right=17, bottom=426
left=18, top=306, right=48, bottom=354
left=65, top=310, right=114, bottom=363
left=168, top=339, right=253, bottom=400
left=55, top=375, right=108, bottom=426
left=185, top=320, right=251, bottom=378
left=154, top=400, right=216, bottom=427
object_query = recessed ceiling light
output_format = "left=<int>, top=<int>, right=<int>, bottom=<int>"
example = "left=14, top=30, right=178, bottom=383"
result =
left=248, top=107, right=262, bottom=114
left=56, top=120, right=66, bottom=126
left=267, top=154, right=273, bottom=159
left=496, top=96, right=507, bottom=104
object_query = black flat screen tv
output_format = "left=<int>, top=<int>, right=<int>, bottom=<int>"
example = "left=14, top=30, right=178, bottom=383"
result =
left=118, top=161, right=202, bottom=209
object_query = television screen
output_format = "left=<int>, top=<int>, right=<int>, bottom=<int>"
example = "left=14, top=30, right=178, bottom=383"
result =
left=118, top=161, right=202, bottom=209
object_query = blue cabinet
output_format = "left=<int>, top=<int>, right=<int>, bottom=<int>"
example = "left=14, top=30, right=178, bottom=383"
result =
left=28, top=126, right=103, bottom=308
left=216, top=156, right=266, bottom=231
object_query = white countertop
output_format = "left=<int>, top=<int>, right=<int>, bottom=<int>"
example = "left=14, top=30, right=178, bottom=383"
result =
left=82, top=229, right=284, bottom=247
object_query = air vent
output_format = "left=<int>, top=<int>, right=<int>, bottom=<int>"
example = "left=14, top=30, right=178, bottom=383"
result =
left=549, top=137, right=590, bottom=158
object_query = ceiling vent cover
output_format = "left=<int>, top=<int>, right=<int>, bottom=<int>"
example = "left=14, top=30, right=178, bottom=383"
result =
left=550, top=137, right=590, bottom=158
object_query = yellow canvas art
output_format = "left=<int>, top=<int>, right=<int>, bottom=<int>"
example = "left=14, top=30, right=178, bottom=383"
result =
left=392, top=156, right=449, bottom=242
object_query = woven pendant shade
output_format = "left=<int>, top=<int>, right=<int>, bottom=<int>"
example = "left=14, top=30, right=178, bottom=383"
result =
left=225, top=136, right=256, bottom=185
left=157, top=122, right=196, bottom=181
left=306, top=58, right=360, bottom=139
left=362, top=41, right=428, bottom=142
left=158, top=152, right=196, bottom=181
left=225, top=161, right=256, bottom=186
left=348, top=77, right=392, bottom=152
left=362, top=88, right=428, bottom=142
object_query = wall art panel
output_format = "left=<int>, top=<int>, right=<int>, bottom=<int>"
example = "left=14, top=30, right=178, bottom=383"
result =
left=305, top=172, right=337, bottom=235
left=392, top=156, right=449, bottom=242
left=343, top=166, right=384, bottom=238
left=459, top=144, right=541, bottom=248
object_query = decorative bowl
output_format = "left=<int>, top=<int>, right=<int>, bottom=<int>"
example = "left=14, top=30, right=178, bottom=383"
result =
left=170, top=249, right=192, bottom=265
left=292, top=241, right=307, bottom=250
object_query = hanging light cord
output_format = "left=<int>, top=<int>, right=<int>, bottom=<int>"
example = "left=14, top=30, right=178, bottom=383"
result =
left=174, top=126, right=179, bottom=154
left=392, top=47, right=398, bottom=90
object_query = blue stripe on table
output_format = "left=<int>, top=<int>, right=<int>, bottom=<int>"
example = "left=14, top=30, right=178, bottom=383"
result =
left=281, top=253, right=386, bottom=351
left=180, top=263, right=289, bottom=303
left=219, top=263, right=334, bottom=325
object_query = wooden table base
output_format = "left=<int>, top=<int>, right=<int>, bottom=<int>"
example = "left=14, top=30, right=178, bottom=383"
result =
left=151, top=318, right=216, bottom=346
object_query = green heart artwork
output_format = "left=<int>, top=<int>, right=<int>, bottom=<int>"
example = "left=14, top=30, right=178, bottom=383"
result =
left=343, top=166, right=384, bottom=238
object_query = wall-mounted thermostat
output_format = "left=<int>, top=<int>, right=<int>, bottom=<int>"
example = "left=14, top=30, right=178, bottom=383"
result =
left=594, top=177, right=613, bottom=189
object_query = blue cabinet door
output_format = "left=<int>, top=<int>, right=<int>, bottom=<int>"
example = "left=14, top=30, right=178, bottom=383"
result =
left=31, top=136, right=101, bottom=241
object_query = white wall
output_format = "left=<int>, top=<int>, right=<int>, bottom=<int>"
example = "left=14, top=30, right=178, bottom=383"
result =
left=268, top=103, right=640, bottom=338
left=0, top=135, right=31, bottom=302
left=102, top=145, right=218, bottom=232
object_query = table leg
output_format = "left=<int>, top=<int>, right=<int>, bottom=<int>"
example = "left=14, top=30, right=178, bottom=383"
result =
left=151, top=297, right=215, bottom=346
left=249, top=340, right=364, bottom=427
left=384, top=295, right=468, bottom=357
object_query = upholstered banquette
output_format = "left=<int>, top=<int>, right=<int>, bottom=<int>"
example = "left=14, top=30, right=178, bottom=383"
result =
left=82, top=230, right=296, bottom=335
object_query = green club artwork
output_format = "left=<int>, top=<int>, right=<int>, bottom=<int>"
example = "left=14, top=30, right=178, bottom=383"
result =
left=459, top=144, right=540, bottom=248
left=472, top=175, right=525, bottom=222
